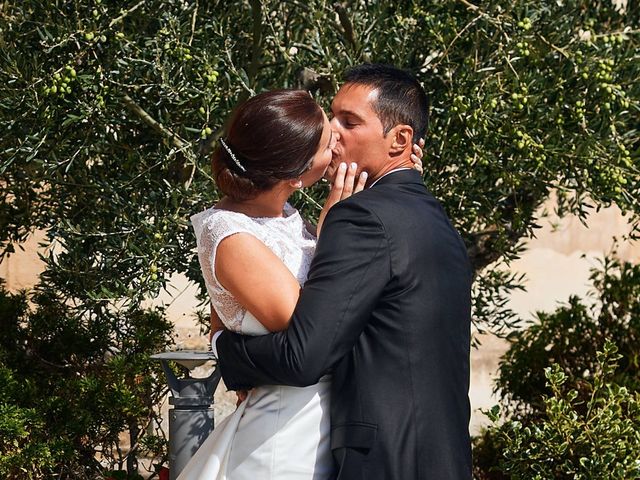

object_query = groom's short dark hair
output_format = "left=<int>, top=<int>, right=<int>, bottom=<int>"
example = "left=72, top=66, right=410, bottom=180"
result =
left=343, top=63, right=429, bottom=144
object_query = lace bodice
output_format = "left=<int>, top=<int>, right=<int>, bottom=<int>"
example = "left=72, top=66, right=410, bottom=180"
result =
left=191, top=203, right=316, bottom=335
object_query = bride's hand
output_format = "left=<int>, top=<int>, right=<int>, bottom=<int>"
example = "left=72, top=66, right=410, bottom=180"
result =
left=331, top=162, right=368, bottom=202
left=317, top=162, right=367, bottom=236
left=411, top=138, right=425, bottom=175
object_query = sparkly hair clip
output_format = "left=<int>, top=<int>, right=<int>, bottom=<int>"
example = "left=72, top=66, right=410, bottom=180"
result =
left=219, top=138, right=247, bottom=173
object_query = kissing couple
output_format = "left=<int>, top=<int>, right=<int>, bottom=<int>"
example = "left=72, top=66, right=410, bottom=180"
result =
left=182, top=63, right=472, bottom=479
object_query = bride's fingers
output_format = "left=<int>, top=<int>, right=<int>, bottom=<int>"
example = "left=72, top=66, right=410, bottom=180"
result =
left=412, top=139, right=425, bottom=158
left=354, top=171, right=368, bottom=193
left=332, top=163, right=347, bottom=190
left=340, top=162, right=358, bottom=200
left=326, top=161, right=363, bottom=206
left=411, top=139, right=425, bottom=174
left=317, top=163, right=347, bottom=236
left=410, top=153, right=423, bottom=174
left=327, top=163, right=347, bottom=203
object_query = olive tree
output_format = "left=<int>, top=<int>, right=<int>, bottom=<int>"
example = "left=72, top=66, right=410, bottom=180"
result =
left=0, top=0, right=638, bottom=477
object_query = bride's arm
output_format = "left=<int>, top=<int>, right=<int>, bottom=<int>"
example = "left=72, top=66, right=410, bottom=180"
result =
left=215, top=233, right=301, bottom=333
left=213, top=165, right=366, bottom=333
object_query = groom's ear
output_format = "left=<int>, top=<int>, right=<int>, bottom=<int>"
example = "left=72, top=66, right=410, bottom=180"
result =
left=388, top=125, right=413, bottom=155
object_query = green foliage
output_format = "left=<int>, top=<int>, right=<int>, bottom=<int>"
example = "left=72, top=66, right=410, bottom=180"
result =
left=0, top=283, right=172, bottom=478
left=1, top=0, right=639, bottom=476
left=103, top=470, right=144, bottom=480
left=0, top=384, right=60, bottom=478
left=474, top=258, right=640, bottom=478
left=496, top=256, right=640, bottom=413
left=1, top=0, right=638, bottom=332
left=496, top=343, right=640, bottom=479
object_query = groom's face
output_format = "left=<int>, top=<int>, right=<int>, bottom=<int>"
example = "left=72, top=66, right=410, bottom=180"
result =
left=327, top=83, right=389, bottom=182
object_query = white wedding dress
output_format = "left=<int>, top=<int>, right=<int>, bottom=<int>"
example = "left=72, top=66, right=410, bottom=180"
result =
left=180, top=203, right=332, bottom=480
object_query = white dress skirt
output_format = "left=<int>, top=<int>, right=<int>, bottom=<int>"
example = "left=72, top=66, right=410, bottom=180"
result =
left=177, top=373, right=332, bottom=480
left=181, top=205, right=333, bottom=479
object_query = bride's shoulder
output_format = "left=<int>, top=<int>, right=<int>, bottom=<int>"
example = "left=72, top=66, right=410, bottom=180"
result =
left=191, top=206, right=253, bottom=238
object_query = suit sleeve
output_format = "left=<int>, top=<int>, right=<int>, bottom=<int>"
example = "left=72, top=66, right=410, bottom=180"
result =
left=216, top=200, right=390, bottom=389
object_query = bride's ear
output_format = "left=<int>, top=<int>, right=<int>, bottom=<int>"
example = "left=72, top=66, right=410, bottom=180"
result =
left=388, top=125, right=413, bottom=155
left=289, top=178, right=303, bottom=189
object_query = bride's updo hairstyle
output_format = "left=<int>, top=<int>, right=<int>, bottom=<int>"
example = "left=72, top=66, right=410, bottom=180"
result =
left=212, top=89, right=325, bottom=201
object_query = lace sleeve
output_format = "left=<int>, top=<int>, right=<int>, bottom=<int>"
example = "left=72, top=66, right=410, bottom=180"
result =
left=190, top=204, right=315, bottom=334
left=192, top=208, right=258, bottom=292
left=190, top=208, right=258, bottom=331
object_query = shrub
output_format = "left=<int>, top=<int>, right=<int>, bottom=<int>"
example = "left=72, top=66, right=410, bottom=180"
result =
left=474, top=258, right=640, bottom=478
left=497, top=257, right=640, bottom=414
left=0, top=284, right=172, bottom=478
left=495, top=343, right=640, bottom=479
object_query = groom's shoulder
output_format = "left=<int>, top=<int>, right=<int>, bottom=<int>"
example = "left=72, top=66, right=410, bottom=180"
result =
left=326, top=192, right=379, bottom=221
left=325, top=190, right=404, bottom=231
left=356, top=177, right=432, bottom=211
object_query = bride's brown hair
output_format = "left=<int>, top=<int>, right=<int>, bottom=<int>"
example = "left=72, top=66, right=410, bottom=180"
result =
left=212, top=89, right=325, bottom=201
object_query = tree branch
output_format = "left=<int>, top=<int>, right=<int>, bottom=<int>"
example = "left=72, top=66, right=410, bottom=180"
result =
left=109, top=0, right=147, bottom=28
left=188, top=1, right=199, bottom=46
left=458, top=0, right=480, bottom=10
left=537, top=33, right=570, bottom=58
left=121, top=94, right=196, bottom=188
left=466, top=187, right=543, bottom=273
left=247, top=0, right=264, bottom=82
left=334, top=2, right=358, bottom=52
left=121, top=94, right=187, bottom=150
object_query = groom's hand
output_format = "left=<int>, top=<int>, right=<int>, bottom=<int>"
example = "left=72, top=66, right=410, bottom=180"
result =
left=236, top=389, right=249, bottom=406
left=209, top=305, right=225, bottom=341
left=210, top=306, right=250, bottom=406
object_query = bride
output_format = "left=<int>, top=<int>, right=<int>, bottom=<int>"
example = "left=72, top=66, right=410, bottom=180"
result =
left=181, top=89, right=422, bottom=479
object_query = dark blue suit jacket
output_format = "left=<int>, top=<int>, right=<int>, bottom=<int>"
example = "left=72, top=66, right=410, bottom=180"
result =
left=217, top=169, right=472, bottom=479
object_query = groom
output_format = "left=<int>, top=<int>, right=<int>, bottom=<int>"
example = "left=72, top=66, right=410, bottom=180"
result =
left=214, top=64, right=472, bottom=479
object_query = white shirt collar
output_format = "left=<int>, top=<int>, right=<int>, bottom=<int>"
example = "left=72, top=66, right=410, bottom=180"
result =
left=368, top=168, right=412, bottom=188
